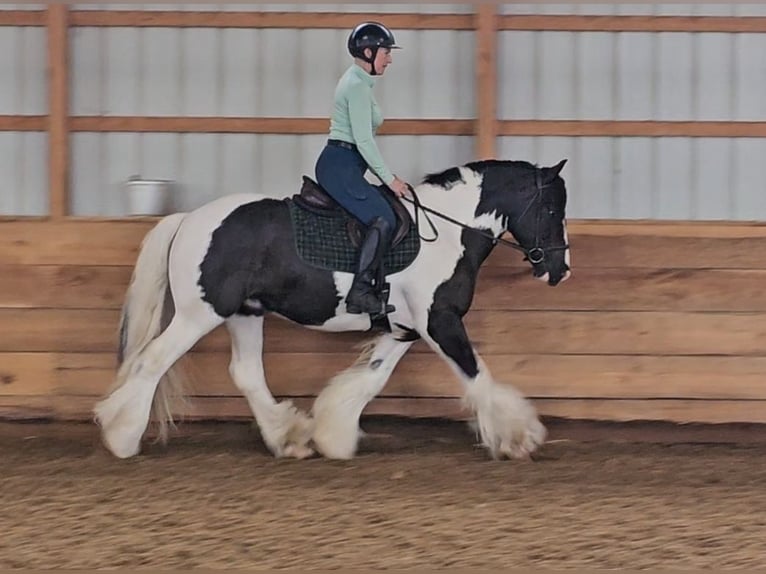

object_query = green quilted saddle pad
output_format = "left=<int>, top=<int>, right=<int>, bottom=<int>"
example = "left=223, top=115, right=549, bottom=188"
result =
left=287, top=200, right=420, bottom=275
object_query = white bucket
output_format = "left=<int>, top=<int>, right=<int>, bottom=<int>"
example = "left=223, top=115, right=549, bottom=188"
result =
left=124, top=178, right=174, bottom=216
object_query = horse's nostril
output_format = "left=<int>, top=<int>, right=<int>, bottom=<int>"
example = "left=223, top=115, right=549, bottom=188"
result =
left=547, top=269, right=571, bottom=286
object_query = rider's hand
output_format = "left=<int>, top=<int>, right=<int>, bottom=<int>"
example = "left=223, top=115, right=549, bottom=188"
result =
left=389, top=177, right=410, bottom=198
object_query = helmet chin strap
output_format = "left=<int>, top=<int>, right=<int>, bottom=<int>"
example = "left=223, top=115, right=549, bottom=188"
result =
left=365, top=47, right=380, bottom=76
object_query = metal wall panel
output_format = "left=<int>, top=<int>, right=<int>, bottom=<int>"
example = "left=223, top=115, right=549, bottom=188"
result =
left=499, top=136, right=766, bottom=221
left=497, top=2, right=766, bottom=221
left=71, top=132, right=475, bottom=215
left=0, top=132, right=48, bottom=216
left=0, top=28, right=46, bottom=115
left=735, top=34, right=766, bottom=120
left=0, top=16, right=47, bottom=216
left=67, top=4, right=476, bottom=215
left=497, top=30, right=754, bottom=122
left=0, top=7, right=46, bottom=115
left=2, top=4, right=765, bottom=220
left=72, top=4, right=473, bottom=13
left=69, top=26, right=474, bottom=118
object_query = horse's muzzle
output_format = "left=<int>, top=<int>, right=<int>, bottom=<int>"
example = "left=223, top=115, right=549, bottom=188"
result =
left=535, top=267, right=571, bottom=286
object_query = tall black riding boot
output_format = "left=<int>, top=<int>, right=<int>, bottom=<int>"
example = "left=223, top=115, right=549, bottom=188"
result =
left=346, top=217, right=396, bottom=316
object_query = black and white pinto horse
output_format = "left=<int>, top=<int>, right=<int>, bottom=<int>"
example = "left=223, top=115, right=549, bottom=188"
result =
left=94, top=158, right=571, bottom=461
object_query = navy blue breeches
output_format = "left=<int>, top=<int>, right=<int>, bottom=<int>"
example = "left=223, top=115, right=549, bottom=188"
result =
left=314, top=141, right=397, bottom=231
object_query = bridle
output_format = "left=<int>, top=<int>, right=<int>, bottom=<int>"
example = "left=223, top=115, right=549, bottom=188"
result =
left=402, top=168, right=569, bottom=266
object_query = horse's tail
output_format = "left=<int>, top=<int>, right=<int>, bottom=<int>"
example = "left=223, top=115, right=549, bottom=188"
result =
left=117, top=212, right=186, bottom=368
left=110, top=212, right=188, bottom=442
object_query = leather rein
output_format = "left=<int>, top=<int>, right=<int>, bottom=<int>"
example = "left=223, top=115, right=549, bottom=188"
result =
left=401, top=170, right=569, bottom=265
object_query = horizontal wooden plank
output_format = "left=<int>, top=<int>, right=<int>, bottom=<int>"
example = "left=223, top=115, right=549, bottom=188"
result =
left=0, top=396, right=54, bottom=420
left=0, top=265, right=130, bottom=309
left=50, top=395, right=469, bottom=422
left=0, top=353, right=55, bottom=396
left=489, top=231, right=766, bottom=269
left=475, top=267, right=766, bottom=312
left=3, top=308, right=766, bottom=357
left=53, top=352, right=766, bottom=401
left=462, top=310, right=766, bottom=357
left=65, top=117, right=766, bottom=139
left=7, top=264, right=766, bottom=313
left=569, top=220, right=766, bottom=239
left=499, top=14, right=766, bottom=33
left=537, top=399, right=766, bottom=425
left=0, top=11, right=45, bottom=27
left=69, top=116, right=474, bottom=136
left=12, top=115, right=766, bottom=138
left=5, top=220, right=766, bottom=269
left=69, top=11, right=475, bottom=30
left=7, top=212, right=766, bottom=235
left=38, top=11, right=766, bottom=34
left=0, top=221, right=148, bottom=265
left=0, top=115, right=46, bottom=132
left=45, top=395, right=766, bottom=425
left=57, top=352, right=460, bottom=398
left=497, top=120, right=766, bottom=138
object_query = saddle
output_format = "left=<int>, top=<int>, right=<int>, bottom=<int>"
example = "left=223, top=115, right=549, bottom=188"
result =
left=291, top=176, right=413, bottom=249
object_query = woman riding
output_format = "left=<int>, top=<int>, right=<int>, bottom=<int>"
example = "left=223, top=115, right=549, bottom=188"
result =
left=314, top=21, right=411, bottom=317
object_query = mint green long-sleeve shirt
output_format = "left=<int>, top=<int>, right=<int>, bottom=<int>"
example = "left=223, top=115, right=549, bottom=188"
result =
left=328, top=64, right=395, bottom=186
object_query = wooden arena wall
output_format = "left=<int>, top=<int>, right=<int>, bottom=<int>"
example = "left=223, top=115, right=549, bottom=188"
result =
left=2, top=5, right=766, bottom=424
left=4, top=218, right=766, bottom=424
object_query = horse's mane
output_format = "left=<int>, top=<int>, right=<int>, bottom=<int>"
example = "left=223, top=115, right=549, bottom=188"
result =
left=421, top=159, right=539, bottom=190
left=421, top=166, right=465, bottom=189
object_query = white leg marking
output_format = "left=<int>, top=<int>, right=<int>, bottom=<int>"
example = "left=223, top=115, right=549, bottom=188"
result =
left=95, top=310, right=222, bottom=458
left=312, top=334, right=413, bottom=460
left=463, top=357, right=547, bottom=460
left=414, top=309, right=547, bottom=461
left=227, top=314, right=314, bottom=459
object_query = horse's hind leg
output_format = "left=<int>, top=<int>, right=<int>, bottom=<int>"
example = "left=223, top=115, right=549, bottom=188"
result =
left=312, top=333, right=414, bottom=460
left=226, top=314, right=314, bottom=459
left=96, top=307, right=222, bottom=458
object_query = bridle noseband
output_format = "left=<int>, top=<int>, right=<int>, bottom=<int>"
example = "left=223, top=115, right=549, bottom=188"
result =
left=402, top=168, right=569, bottom=265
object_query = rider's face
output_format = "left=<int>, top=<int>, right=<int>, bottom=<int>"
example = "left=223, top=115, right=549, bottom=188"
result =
left=366, top=47, right=392, bottom=75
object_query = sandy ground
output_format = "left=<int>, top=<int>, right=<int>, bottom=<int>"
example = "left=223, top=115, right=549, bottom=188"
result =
left=2, top=417, right=766, bottom=569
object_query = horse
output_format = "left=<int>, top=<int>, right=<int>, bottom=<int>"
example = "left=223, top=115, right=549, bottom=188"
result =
left=94, top=157, right=571, bottom=461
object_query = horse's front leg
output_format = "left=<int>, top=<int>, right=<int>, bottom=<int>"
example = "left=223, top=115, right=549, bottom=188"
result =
left=311, top=333, right=414, bottom=459
left=425, top=309, right=546, bottom=460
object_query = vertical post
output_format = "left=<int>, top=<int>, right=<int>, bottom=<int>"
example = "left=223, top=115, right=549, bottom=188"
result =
left=47, top=4, right=69, bottom=218
left=475, top=3, right=497, bottom=159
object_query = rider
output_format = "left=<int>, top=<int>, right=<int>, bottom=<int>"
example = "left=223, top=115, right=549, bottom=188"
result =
left=314, top=21, right=411, bottom=316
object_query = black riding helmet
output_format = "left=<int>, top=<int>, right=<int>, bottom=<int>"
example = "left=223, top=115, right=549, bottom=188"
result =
left=347, top=21, right=400, bottom=75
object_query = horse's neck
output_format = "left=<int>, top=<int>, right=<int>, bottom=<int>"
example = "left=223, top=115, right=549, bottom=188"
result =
left=409, top=177, right=498, bottom=267
left=411, top=178, right=482, bottom=224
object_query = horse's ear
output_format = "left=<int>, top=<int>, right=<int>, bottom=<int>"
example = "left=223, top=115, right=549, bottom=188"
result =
left=543, top=159, right=567, bottom=184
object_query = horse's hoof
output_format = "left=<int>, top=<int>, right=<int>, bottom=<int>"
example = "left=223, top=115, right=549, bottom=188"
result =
left=282, top=443, right=315, bottom=459
left=100, top=430, right=142, bottom=459
left=499, top=442, right=533, bottom=461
